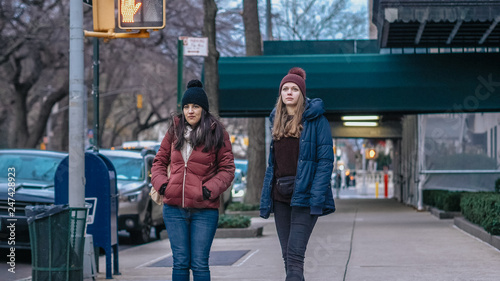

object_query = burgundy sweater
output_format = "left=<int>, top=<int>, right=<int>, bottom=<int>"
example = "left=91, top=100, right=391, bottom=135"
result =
left=273, top=136, right=299, bottom=204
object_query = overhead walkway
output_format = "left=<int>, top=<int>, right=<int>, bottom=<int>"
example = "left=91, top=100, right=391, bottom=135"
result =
left=219, top=52, right=500, bottom=118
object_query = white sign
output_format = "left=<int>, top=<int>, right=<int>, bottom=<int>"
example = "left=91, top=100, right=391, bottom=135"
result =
left=85, top=197, right=98, bottom=224
left=181, top=37, right=208, bottom=57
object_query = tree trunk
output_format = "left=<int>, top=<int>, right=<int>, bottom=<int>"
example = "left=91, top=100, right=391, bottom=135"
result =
left=242, top=0, right=266, bottom=205
left=266, top=0, right=273, bottom=40
left=203, top=0, right=225, bottom=213
left=203, top=0, right=219, bottom=117
left=26, top=79, right=68, bottom=148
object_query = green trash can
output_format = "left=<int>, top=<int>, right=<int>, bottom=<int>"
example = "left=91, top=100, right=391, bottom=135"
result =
left=26, top=204, right=88, bottom=281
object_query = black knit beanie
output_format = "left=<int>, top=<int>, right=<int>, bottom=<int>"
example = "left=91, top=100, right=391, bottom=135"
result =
left=181, top=80, right=209, bottom=112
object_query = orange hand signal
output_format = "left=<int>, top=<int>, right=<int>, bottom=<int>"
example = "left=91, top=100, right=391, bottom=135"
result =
left=121, top=0, right=142, bottom=23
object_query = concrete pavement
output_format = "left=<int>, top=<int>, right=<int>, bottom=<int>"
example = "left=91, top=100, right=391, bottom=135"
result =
left=95, top=198, right=500, bottom=281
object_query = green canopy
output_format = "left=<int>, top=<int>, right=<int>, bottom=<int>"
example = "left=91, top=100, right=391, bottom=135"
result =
left=218, top=53, right=500, bottom=117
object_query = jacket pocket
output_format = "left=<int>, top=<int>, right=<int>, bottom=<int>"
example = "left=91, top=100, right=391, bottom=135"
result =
left=192, top=176, right=204, bottom=202
left=275, top=176, right=296, bottom=196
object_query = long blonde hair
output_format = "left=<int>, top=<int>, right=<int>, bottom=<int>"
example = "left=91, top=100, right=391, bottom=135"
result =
left=272, top=94, right=305, bottom=140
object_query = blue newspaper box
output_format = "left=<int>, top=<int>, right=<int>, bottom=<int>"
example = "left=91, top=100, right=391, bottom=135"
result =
left=55, top=152, right=119, bottom=279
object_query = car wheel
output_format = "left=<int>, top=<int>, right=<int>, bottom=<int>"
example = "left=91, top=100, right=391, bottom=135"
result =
left=155, top=226, right=164, bottom=240
left=130, top=211, right=152, bottom=244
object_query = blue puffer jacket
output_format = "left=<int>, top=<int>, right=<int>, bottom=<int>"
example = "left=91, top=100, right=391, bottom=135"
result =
left=260, top=98, right=335, bottom=219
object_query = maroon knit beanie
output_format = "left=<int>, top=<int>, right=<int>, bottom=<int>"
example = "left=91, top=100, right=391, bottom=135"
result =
left=279, top=67, right=306, bottom=98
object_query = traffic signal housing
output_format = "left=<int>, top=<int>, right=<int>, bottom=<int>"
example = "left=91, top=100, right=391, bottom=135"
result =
left=118, top=0, right=166, bottom=30
left=366, top=149, right=377, bottom=159
left=93, top=0, right=115, bottom=32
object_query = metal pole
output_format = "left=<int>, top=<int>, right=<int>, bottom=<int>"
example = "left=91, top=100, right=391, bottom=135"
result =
left=69, top=0, right=85, bottom=208
left=177, top=38, right=184, bottom=113
left=93, top=38, right=100, bottom=152
left=361, top=145, right=367, bottom=195
left=417, top=115, right=424, bottom=210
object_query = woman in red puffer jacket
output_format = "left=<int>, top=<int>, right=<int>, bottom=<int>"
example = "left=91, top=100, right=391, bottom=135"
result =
left=151, top=79, right=235, bottom=281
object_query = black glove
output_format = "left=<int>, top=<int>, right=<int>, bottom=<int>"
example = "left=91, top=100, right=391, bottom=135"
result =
left=202, top=186, right=211, bottom=200
left=159, top=184, right=167, bottom=196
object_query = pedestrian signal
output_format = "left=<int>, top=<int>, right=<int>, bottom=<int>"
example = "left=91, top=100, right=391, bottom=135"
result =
left=118, top=0, right=166, bottom=30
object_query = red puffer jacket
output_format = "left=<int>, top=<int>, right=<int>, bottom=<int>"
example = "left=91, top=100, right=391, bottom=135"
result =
left=151, top=120, right=235, bottom=209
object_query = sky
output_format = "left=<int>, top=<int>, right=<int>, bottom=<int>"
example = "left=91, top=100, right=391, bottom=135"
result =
left=349, top=0, right=368, bottom=12
left=226, top=0, right=368, bottom=12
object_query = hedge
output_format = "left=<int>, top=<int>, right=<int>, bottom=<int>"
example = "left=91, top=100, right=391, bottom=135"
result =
left=226, top=202, right=260, bottom=212
left=218, top=214, right=251, bottom=228
left=423, top=189, right=464, bottom=212
left=460, top=193, right=500, bottom=235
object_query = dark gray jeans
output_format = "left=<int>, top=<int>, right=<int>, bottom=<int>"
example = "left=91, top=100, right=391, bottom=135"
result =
left=273, top=201, right=318, bottom=281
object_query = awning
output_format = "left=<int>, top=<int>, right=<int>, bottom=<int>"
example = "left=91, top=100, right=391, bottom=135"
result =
left=372, top=0, right=500, bottom=47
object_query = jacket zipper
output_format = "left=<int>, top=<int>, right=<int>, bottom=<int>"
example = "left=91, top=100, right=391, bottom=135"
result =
left=291, top=130, right=303, bottom=204
left=182, top=162, right=187, bottom=207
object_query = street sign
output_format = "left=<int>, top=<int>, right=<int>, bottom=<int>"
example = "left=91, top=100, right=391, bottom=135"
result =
left=83, top=0, right=92, bottom=6
left=181, top=37, right=209, bottom=57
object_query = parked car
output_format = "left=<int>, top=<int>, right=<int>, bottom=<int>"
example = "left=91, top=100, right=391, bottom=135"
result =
left=99, top=149, right=164, bottom=244
left=0, top=149, right=66, bottom=249
left=113, top=140, right=161, bottom=152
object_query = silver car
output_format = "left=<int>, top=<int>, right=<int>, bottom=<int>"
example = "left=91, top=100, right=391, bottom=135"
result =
left=0, top=149, right=66, bottom=249
left=99, top=149, right=164, bottom=244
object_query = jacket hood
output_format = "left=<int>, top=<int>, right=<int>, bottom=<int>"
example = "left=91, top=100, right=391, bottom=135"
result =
left=303, top=98, right=325, bottom=121
left=269, top=98, right=325, bottom=123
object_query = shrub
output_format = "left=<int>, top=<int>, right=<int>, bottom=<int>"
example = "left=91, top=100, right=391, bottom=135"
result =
left=226, top=202, right=260, bottom=212
left=460, top=193, right=500, bottom=235
left=218, top=214, right=251, bottom=228
left=495, top=178, right=500, bottom=193
left=423, top=189, right=464, bottom=212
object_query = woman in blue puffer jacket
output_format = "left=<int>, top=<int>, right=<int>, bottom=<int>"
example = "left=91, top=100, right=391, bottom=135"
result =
left=260, top=67, right=335, bottom=281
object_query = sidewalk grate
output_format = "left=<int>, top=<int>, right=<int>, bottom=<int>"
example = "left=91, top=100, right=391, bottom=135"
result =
left=149, top=250, right=251, bottom=267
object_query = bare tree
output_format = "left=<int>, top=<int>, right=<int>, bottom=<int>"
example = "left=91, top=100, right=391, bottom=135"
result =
left=242, top=0, right=266, bottom=205
left=271, top=0, right=367, bottom=40
left=0, top=0, right=252, bottom=150
left=203, top=0, right=220, bottom=116
left=0, top=0, right=70, bottom=148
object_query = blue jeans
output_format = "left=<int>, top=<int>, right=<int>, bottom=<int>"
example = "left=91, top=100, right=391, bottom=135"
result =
left=274, top=201, right=318, bottom=281
left=163, top=204, right=219, bottom=281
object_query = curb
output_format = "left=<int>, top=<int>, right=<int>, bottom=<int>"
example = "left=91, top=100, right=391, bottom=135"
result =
left=429, top=207, right=462, bottom=219
left=224, top=210, right=261, bottom=217
left=454, top=217, right=500, bottom=251
left=214, top=225, right=263, bottom=238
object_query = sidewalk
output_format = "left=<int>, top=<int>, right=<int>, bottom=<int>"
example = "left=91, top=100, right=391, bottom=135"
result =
left=96, top=198, right=500, bottom=281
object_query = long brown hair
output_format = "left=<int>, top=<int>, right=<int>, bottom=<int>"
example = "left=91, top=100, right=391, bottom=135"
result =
left=272, top=93, right=305, bottom=140
left=173, top=110, right=225, bottom=153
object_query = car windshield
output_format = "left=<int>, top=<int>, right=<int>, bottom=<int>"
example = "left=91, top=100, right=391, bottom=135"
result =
left=0, top=154, right=62, bottom=182
left=106, top=156, right=144, bottom=181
